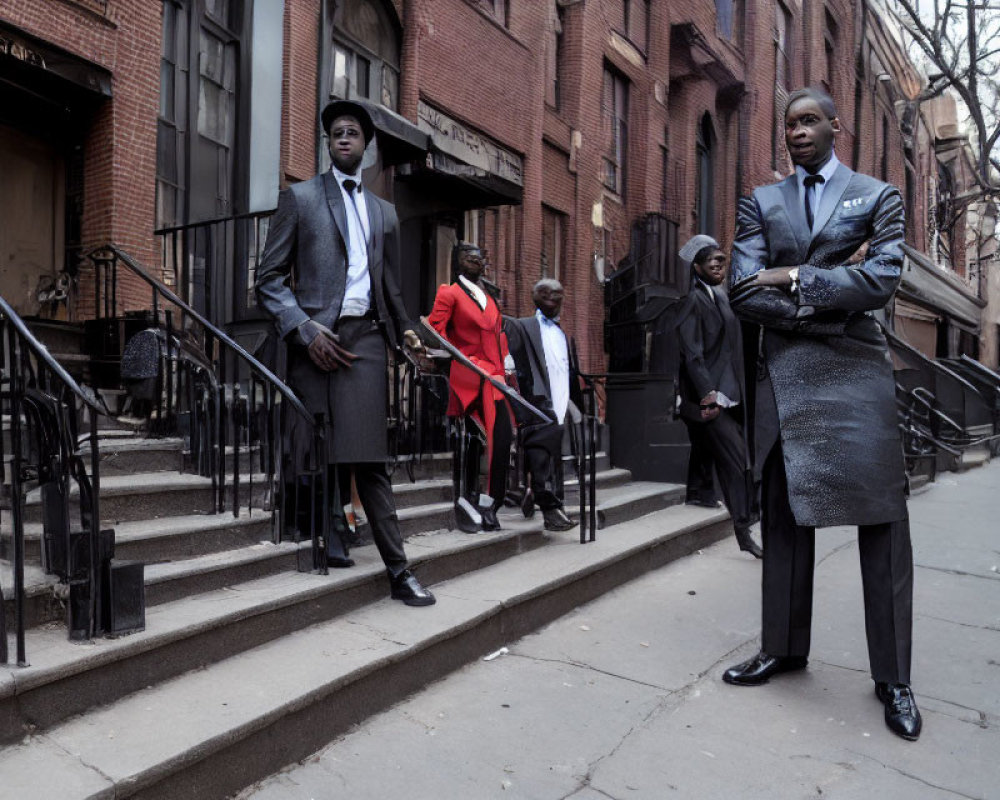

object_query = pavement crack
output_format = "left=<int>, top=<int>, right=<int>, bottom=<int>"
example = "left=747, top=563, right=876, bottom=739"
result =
left=44, top=732, right=117, bottom=787
left=507, top=652, right=672, bottom=691
left=849, top=751, right=982, bottom=799
left=919, top=613, right=1000, bottom=633
left=816, top=539, right=857, bottom=567
left=916, top=563, right=999, bottom=582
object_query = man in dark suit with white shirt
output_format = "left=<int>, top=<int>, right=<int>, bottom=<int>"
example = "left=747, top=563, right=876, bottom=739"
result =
left=504, top=279, right=580, bottom=531
left=256, top=100, right=434, bottom=606
left=722, top=87, right=919, bottom=740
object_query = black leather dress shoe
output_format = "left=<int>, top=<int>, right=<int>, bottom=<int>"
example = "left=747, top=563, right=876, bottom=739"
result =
left=735, top=526, right=763, bottom=559
left=390, top=569, right=436, bottom=606
left=326, top=556, right=355, bottom=569
left=875, top=682, right=922, bottom=741
left=543, top=507, right=576, bottom=531
left=722, top=651, right=808, bottom=685
left=479, top=504, right=501, bottom=531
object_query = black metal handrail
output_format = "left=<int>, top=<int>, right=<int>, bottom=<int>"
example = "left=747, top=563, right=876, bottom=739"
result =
left=1, top=295, right=105, bottom=664
left=88, top=244, right=332, bottom=571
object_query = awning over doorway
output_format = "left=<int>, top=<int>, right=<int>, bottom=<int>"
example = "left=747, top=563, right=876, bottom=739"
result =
left=0, top=21, right=112, bottom=97
left=352, top=98, right=429, bottom=166
left=396, top=100, right=523, bottom=209
left=898, top=244, right=985, bottom=332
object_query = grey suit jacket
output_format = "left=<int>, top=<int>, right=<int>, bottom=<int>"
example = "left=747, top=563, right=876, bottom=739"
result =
left=730, top=163, right=907, bottom=527
left=255, top=171, right=410, bottom=348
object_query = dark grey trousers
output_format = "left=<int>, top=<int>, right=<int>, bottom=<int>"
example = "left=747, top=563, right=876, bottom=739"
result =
left=760, top=444, right=913, bottom=684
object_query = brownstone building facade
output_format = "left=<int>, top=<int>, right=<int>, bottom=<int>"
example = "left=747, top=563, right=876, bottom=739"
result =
left=0, top=0, right=993, bottom=376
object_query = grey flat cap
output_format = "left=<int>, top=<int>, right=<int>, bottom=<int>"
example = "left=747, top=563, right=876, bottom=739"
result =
left=678, top=234, right=720, bottom=269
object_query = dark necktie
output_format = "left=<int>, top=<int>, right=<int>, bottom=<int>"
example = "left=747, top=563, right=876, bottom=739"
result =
left=803, top=174, right=825, bottom=231
left=341, top=179, right=368, bottom=242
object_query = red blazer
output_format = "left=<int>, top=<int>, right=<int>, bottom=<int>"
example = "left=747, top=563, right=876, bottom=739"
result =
left=427, top=281, right=509, bottom=416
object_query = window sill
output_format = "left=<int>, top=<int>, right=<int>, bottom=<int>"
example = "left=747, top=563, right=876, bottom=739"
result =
left=463, top=1, right=529, bottom=51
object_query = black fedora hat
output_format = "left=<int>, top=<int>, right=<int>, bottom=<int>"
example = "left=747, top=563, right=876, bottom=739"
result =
left=321, top=99, right=375, bottom=144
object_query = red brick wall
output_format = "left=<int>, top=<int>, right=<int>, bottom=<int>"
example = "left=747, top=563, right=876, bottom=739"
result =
left=0, top=0, right=160, bottom=316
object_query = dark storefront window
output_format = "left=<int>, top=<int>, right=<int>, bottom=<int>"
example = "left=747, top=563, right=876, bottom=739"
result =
left=602, top=65, right=629, bottom=195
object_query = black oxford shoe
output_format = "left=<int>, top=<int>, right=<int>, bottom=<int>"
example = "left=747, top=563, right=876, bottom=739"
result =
left=479, top=504, right=501, bottom=531
left=723, top=651, right=808, bottom=685
left=326, top=556, right=355, bottom=569
left=390, top=570, right=436, bottom=607
left=735, top=526, right=763, bottom=559
left=543, top=507, right=576, bottom=531
left=875, top=682, right=922, bottom=741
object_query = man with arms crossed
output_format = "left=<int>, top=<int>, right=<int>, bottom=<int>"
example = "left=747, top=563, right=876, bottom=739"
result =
left=723, top=87, right=920, bottom=740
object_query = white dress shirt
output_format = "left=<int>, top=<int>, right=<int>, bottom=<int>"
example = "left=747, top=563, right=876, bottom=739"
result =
left=537, top=309, right=570, bottom=424
left=331, top=164, right=371, bottom=318
left=796, top=151, right=841, bottom=235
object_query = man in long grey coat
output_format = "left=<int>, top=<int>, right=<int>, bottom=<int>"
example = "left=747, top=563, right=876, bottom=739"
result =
left=256, top=100, right=434, bottom=607
left=722, top=87, right=920, bottom=740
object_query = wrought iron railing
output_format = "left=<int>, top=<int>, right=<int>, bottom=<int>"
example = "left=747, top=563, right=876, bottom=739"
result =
left=88, top=244, right=333, bottom=573
left=1, top=295, right=106, bottom=664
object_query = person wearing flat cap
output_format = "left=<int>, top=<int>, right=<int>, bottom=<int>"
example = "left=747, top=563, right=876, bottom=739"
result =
left=256, top=99, right=435, bottom=606
left=674, top=234, right=761, bottom=558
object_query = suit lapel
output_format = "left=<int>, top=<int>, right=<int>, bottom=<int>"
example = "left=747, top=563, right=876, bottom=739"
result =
left=322, top=171, right=350, bottom=254
left=525, top=316, right=552, bottom=397
left=779, top=175, right=811, bottom=254
left=366, top=192, right=383, bottom=281
left=811, top=163, right=852, bottom=238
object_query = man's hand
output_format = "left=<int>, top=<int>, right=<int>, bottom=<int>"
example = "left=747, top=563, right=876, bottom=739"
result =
left=750, top=266, right=796, bottom=287
left=700, top=391, right=721, bottom=421
left=299, top=320, right=357, bottom=372
left=403, top=329, right=425, bottom=354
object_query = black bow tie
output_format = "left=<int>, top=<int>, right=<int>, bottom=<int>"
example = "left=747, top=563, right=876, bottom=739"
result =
left=342, top=179, right=360, bottom=193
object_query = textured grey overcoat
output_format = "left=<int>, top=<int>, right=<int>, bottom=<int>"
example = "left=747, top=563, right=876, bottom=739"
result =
left=730, top=163, right=907, bottom=527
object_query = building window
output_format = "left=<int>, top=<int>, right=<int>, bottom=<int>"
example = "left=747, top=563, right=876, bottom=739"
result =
left=716, top=0, right=734, bottom=39
left=695, top=113, right=716, bottom=237
left=330, top=0, right=401, bottom=111
left=775, top=2, right=792, bottom=88
left=624, top=0, right=649, bottom=53
left=157, top=0, right=242, bottom=228
left=602, top=65, right=629, bottom=195
left=823, top=8, right=838, bottom=91
left=541, top=206, right=566, bottom=280
left=772, top=2, right=793, bottom=170
left=472, top=0, right=508, bottom=27
left=545, top=3, right=564, bottom=109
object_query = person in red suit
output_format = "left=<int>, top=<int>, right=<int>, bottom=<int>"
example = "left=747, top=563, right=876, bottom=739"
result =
left=427, top=242, right=514, bottom=532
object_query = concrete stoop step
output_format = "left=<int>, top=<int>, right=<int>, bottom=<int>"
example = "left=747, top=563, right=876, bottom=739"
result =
left=2, top=467, right=647, bottom=631
left=0, top=501, right=732, bottom=800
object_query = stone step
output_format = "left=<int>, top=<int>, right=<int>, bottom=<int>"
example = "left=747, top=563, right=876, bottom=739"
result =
left=18, top=471, right=272, bottom=525
left=0, top=500, right=730, bottom=799
left=5, top=471, right=672, bottom=627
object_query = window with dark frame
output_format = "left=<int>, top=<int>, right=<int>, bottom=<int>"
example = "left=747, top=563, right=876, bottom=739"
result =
left=541, top=206, right=567, bottom=280
left=624, top=0, right=649, bottom=53
left=823, top=8, right=838, bottom=92
left=602, top=65, right=629, bottom=195
left=695, top=113, right=716, bottom=238
left=771, top=2, right=793, bottom=170
left=330, top=0, right=401, bottom=112
left=472, top=0, right=508, bottom=27
left=545, top=2, right=564, bottom=109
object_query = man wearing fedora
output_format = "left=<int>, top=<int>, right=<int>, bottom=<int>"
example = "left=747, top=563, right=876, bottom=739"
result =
left=674, top=234, right=760, bottom=558
left=256, top=99, right=435, bottom=606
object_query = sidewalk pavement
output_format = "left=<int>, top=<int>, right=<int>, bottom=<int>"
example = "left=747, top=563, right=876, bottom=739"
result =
left=241, top=461, right=1000, bottom=800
